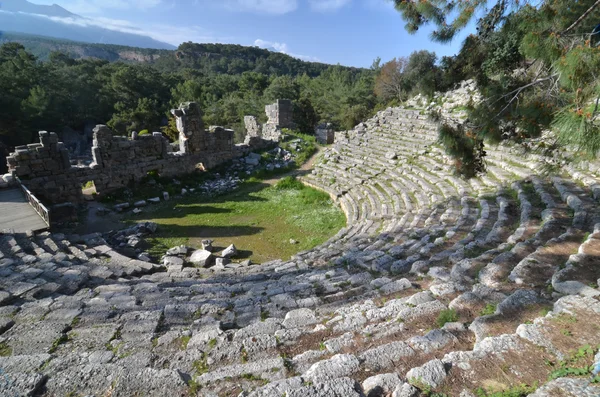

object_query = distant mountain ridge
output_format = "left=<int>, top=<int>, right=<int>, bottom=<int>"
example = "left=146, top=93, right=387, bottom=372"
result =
left=0, top=0, right=78, bottom=18
left=0, top=32, right=362, bottom=77
left=0, top=31, right=172, bottom=61
left=0, top=0, right=176, bottom=49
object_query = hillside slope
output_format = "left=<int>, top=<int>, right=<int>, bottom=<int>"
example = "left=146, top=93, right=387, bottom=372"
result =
left=0, top=33, right=353, bottom=77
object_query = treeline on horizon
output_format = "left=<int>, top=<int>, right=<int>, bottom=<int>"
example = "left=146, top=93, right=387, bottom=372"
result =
left=0, top=37, right=451, bottom=151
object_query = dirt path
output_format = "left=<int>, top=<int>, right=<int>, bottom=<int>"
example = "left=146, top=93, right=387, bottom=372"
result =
left=262, top=146, right=323, bottom=186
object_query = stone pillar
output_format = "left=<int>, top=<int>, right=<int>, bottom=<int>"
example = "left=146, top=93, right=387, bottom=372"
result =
left=171, top=102, right=204, bottom=154
left=315, top=123, right=335, bottom=144
left=263, top=99, right=294, bottom=142
left=91, top=125, right=112, bottom=168
left=265, top=99, right=294, bottom=129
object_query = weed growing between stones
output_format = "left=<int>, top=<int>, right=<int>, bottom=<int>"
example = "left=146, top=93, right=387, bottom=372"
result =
left=547, top=344, right=600, bottom=383
left=48, top=333, right=70, bottom=354
left=192, top=353, right=209, bottom=376
left=480, top=303, right=497, bottom=316
left=436, top=309, right=459, bottom=328
left=0, top=341, right=12, bottom=356
left=178, top=335, right=191, bottom=350
left=474, top=383, right=537, bottom=397
left=240, top=373, right=269, bottom=385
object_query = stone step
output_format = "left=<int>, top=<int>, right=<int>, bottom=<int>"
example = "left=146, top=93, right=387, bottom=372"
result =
left=429, top=295, right=600, bottom=396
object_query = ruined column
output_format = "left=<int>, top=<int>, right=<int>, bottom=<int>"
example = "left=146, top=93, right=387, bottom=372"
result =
left=262, top=99, right=294, bottom=142
left=91, top=125, right=112, bottom=168
left=243, top=115, right=263, bottom=145
left=171, top=102, right=204, bottom=154
left=315, top=123, right=335, bottom=144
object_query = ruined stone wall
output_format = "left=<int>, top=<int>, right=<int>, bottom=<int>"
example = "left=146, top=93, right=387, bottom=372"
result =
left=248, top=99, right=295, bottom=143
left=244, top=116, right=261, bottom=138
left=6, top=102, right=271, bottom=204
left=5, top=132, right=84, bottom=202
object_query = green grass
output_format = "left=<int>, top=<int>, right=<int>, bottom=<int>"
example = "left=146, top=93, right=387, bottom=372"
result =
left=126, top=177, right=345, bottom=263
left=178, top=335, right=191, bottom=350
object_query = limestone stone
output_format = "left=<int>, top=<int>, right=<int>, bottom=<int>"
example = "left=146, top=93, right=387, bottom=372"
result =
left=392, top=383, right=420, bottom=397
left=362, top=373, right=402, bottom=395
left=527, top=377, right=600, bottom=397
left=246, top=153, right=261, bottom=166
left=379, top=278, right=411, bottom=294
left=282, top=308, right=317, bottom=329
left=359, top=341, right=415, bottom=371
left=286, top=377, right=362, bottom=397
left=222, top=244, right=237, bottom=258
left=303, top=354, right=360, bottom=381
left=189, top=249, right=214, bottom=267
left=201, top=239, right=214, bottom=252
left=163, top=256, right=184, bottom=267
left=406, top=359, right=447, bottom=389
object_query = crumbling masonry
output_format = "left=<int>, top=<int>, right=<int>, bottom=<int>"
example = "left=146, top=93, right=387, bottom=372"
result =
left=5, top=101, right=291, bottom=204
left=244, top=99, right=295, bottom=143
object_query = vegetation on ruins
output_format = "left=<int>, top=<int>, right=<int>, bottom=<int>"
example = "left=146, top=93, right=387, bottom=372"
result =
left=391, top=0, right=600, bottom=176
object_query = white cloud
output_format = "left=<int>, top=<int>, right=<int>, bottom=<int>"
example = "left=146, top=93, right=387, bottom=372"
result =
left=224, top=0, right=298, bottom=14
left=254, top=39, right=320, bottom=62
left=363, top=0, right=395, bottom=11
left=254, top=39, right=289, bottom=53
left=308, top=0, right=351, bottom=12
left=34, top=0, right=162, bottom=15
left=2, top=9, right=219, bottom=46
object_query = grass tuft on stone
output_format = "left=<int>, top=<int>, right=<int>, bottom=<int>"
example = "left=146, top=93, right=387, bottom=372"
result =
left=0, top=341, right=12, bottom=356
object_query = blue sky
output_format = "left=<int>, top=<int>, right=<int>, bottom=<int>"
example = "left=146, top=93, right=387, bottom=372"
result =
left=31, top=0, right=475, bottom=67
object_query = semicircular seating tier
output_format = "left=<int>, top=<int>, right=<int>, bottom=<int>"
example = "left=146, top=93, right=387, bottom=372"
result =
left=1, top=107, right=600, bottom=397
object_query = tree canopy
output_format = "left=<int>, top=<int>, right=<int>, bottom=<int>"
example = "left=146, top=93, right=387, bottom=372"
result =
left=393, top=0, right=600, bottom=176
left=0, top=41, right=378, bottom=153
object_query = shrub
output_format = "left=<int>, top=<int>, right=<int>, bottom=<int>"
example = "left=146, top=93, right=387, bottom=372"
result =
left=436, top=309, right=459, bottom=328
left=139, top=129, right=150, bottom=136
left=275, top=176, right=304, bottom=191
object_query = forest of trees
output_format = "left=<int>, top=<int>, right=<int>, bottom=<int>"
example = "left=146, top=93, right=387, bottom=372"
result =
left=0, top=39, right=383, bottom=149
left=2, top=0, right=598, bottom=179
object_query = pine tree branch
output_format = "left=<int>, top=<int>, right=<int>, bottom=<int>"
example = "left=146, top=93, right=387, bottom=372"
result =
left=561, top=0, right=600, bottom=35
left=493, top=74, right=558, bottom=119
